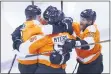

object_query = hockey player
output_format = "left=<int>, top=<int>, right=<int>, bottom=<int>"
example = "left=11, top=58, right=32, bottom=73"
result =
left=62, top=9, right=103, bottom=74
left=11, top=5, right=42, bottom=73
left=18, top=9, right=74, bottom=73
left=11, top=5, right=73, bottom=73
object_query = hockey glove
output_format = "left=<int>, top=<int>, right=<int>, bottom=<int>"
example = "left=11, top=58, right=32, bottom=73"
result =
left=13, top=39, right=22, bottom=51
left=50, top=51, right=70, bottom=64
left=62, top=39, right=76, bottom=54
left=50, top=51, right=62, bottom=64
left=76, top=40, right=90, bottom=50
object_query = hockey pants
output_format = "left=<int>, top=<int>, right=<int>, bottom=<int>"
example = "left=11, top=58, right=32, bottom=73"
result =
left=18, top=63, right=38, bottom=74
left=77, top=54, right=103, bottom=74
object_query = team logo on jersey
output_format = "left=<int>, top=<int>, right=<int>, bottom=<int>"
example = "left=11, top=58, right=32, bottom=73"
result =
left=87, top=32, right=95, bottom=37
left=29, top=36, right=37, bottom=42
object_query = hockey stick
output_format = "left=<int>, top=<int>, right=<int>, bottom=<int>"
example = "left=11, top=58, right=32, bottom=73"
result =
left=72, top=62, right=78, bottom=74
left=32, top=0, right=34, bottom=5
left=61, top=0, right=63, bottom=12
left=25, top=39, right=110, bottom=58
left=8, top=54, right=17, bottom=74
left=76, top=39, right=110, bottom=48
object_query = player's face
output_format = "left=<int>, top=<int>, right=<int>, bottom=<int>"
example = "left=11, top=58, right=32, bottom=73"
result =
left=41, top=19, right=48, bottom=25
left=40, top=18, right=48, bottom=25
left=80, top=17, right=92, bottom=30
left=37, top=15, right=48, bottom=25
left=36, top=15, right=41, bottom=20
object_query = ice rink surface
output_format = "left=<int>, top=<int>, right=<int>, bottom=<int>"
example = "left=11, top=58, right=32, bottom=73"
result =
left=1, top=2, right=110, bottom=73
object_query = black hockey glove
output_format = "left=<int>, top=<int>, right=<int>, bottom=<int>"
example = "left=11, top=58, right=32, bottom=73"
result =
left=13, top=39, right=22, bottom=51
left=78, top=40, right=90, bottom=50
left=50, top=51, right=62, bottom=64
left=62, top=39, right=76, bottom=54
left=50, top=51, right=70, bottom=64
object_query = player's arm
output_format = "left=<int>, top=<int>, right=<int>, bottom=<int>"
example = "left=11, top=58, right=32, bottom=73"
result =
left=76, top=25, right=96, bottom=50
left=62, top=25, right=96, bottom=53
left=11, top=24, right=24, bottom=50
left=19, top=35, right=49, bottom=54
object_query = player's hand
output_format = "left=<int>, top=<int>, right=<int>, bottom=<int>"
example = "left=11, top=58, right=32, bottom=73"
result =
left=62, top=39, right=76, bottom=54
left=13, top=39, right=22, bottom=51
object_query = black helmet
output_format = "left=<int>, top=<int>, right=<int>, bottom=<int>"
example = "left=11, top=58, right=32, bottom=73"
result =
left=43, top=7, right=65, bottom=24
left=57, top=10, right=65, bottom=22
left=49, top=10, right=65, bottom=24
left=43, top=5, right=58, bottom=21
left=25, top=5, right=41, bottom=20
left=80, top=9, right=96, bottom=21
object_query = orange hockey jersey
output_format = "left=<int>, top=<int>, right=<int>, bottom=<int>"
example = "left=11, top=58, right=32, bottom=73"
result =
left=72, top=22, right=102, bottom=64
left=19, top=32, right=74, bottom=68
left=17, top=20, right=52, bottom=65
left=21, top=20, right=52, bottom=41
